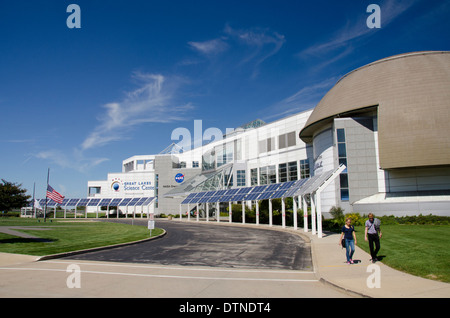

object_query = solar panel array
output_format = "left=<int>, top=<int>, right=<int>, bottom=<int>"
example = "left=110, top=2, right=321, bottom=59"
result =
left=180, top=167, right=341, bottom=204
left=34, top=197, right=155, bottom=207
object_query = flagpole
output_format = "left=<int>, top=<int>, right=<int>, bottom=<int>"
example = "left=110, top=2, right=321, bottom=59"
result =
left=32, top=182, right=36, bottom=219
left=44, top=168, right=50, bottom=223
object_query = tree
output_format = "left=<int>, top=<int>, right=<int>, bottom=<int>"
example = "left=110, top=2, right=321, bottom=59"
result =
left=0, top=179, right=31, bottom=212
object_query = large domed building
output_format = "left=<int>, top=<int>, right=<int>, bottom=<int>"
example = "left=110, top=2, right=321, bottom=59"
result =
left=299, top=51, right=450, bottom=215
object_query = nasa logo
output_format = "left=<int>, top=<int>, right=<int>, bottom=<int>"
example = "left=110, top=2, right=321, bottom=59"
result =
left=175, top=173, right=185, bottom=183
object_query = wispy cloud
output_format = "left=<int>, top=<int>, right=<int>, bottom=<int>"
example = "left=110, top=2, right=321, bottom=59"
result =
left=81, top=72, right=194, bottom=150
left=188, top=38, right=229, bottom=56
left=32, top=149, right=109, bottom=173
left=298, top=0, right=419, bottom=61
left=262, top=77, right=338, bottom=120
left=224, top=24, right=285, bottom=78
left=188, top=24, right=285, bottom=78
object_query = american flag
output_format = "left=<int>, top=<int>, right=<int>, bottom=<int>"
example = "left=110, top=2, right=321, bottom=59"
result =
left=46, top=185, right=65, bottom=204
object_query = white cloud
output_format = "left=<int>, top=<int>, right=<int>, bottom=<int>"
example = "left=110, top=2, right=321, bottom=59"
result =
left=188, top=24, right=286, bottom=78
left=33, top=149, right=109, bottom=173
left=262, top=77, right=338, bottom=120
left=81, top=72, right=194, bottom=150
left=298, top=0, right=419, bottom=60
left=188, top=38, right=229, bottom=55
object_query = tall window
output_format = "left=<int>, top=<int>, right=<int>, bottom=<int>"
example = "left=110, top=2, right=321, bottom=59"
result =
left=237, top=170, right=246, bottom=187
left=300, top=159, right=310, bottom=179
left=288, top=161, right=298, bottom=181
left=251, top=168, right=258, bottom=186
left=268, top=165, right=276, bottom=184
left=337, top=128, right=349, bottom=201
left=259, top=166, right=268, bottom=185
left=278, top=163, right=287, bottom=183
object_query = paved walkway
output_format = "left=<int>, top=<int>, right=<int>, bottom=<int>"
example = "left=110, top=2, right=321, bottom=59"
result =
left=0, top=220, right=448, bottom=298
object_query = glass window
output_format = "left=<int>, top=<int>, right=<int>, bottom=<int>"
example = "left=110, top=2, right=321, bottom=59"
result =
left=192, top=161, right=199, bottom=168
left=337, top=128, right=349, bottom=201
left=337, top=128, right=346, bottom=142
left=288, top=161, right=298, bottom=181
left=279, top=163, right=287, bottom=183
left=268, top=165, right=276, bottom=184
left=338, top=143, right=347, bottom=158
left=259, top=166, right=268, bottom=185
left=202, top=149, right=215, bottom=171
left=340, top=188, right=349, bottom=201
left=237, top=170, right=246, bottom=187
left=251, top=168, right=258, bottom=186
left=300, top=159, right=310, bottom=179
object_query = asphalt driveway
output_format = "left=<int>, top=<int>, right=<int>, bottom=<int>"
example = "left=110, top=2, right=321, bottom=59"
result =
left=62, top=219, right=313, bottom=271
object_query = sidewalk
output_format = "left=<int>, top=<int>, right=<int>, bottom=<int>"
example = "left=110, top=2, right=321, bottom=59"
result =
left=299, top=229, right=450, bottom=298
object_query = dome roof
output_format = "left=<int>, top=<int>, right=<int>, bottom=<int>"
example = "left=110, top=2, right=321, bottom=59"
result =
left=299, top=51, right=450, bottom=169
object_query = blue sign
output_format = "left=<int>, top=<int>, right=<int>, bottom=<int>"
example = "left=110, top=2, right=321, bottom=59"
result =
left=175, top=173, right=185, bottom=183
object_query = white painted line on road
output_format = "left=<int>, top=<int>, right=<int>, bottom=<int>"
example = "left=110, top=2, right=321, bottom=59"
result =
left=0, top=266, right=319, bottom=283
left=44, top=260, right=316, bottom=274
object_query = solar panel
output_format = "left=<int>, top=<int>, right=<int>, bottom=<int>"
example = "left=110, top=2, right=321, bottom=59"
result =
left=237, top=187, right=253, bottom=194
left=252, top=185, right=268, bottom=193
left=47, top=199, right=58, bottom=206
left=215, top=190, right=228, bottom=196
left=181, top=197, right=193, bottom=204
left=143, top=197, right=154, bottom=205
left=136, top=197, right=148, bottom=205
left=279, top=181, right=296, bottom=189
left=189, top=196, right=203, bottom=204
left=60, top=198, right=70, bottom=206
left=231, top=193, right=247, bottom=201
left=67, top=198, right=80, bottom=206
left=270, top=189, right=289, bottom=199
left=99, top=198, right=112, bottom=206
left=77, top=198, right=90, bottom=206
left=208, top=195, right=223, bottom=203
left=109, top=198, right=123, bottom=206
left=264, top=183, right=281, bottom=192
left=220, top=195, right=235, bottom=202
left=186, top=193, right=197, bottom=199
left=198, top=196, right=210, bottom=203
left=257, top=191, right=274, bottom=200
left=283, top=179, right=308, bottom=197
left=224, top=188, right=239, bottom=195
left=119, top=198, right=132, bottom=206
left=87, top=198, right=101, bottom=206
left=245, top=192, right=261, bottom=201
left=128, top=198, right=141, bottom=206
left=194, top=192, right=207, bottom=198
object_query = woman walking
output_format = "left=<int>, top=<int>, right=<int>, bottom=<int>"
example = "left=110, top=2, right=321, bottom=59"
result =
left=339, top=218, right=357, bottom=264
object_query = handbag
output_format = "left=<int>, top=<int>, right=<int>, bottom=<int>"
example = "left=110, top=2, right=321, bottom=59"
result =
left=341, top=238, right=345, bottom=249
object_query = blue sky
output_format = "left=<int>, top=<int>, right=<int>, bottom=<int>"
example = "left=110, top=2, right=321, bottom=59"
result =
left=1, top=0, right=449, bottom=199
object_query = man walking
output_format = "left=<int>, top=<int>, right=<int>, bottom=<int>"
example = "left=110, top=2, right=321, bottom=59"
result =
left=365, top=213, right=382, bottom=263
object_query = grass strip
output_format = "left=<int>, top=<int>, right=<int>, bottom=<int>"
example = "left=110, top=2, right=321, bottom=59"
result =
left=0, top=218, right=162, bottom=256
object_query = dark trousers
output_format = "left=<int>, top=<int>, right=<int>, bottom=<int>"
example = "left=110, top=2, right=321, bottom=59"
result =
left=368, top=233, right=380, bottom=259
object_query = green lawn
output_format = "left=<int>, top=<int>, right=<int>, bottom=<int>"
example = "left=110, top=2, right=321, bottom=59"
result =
left=0, top=218, right=162, bottom=256
left=354, top=224, right=450, bottom=283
